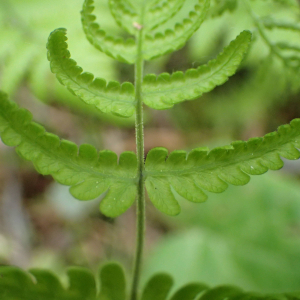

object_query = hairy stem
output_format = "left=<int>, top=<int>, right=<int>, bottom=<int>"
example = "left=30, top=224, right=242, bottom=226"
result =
left=130, top=22, right=145, bottom=300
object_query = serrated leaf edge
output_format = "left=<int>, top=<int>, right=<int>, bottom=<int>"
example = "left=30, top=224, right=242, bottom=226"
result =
left=47, top=28, right=136, bottom=118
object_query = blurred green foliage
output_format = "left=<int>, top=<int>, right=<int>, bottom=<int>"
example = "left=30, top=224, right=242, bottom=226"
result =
left=0, top=0, right=136, bottom=126
left=144, top=173, right=300, bottom=293
left=0, top=0, right=299, bottom=294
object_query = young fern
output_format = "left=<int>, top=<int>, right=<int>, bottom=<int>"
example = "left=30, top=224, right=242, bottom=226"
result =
left=0, top=0, right=300, bottom=299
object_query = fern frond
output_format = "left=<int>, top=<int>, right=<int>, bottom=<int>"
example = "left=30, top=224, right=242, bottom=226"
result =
left=1, top=43, right=37, bottom=95
left=238, top=2, right=300, bottom=92
left=144, top=0, right=185, bottom=32
left=209, top=0, right=238, bottom=18
left=275, top=42, right=300, bottom=67
left=262, top=18, right=300, bottom=32
left=0, top=92, right=138, bottom=217
left=144, top=119, right=300, bottom=215
left=198, top=286, right=243, bottom=300
left=276, top=42, right=300, bottom=52
left=141, top=273, right=173, bottom=300
left=170, top=283, right=208, bottom=300
left=47, top=28, right=136, bottom=118
left=140, top=275, right=300, bottom=300
left=142, top=0, right=210, bottom=61
left=0, top=267, right=97, bottom=299
left=109, top=0, right=139, bottom=35
left=81, top=0, right=137, bottom=64
left=1, top=265, right=299, bottom=300
left=0, top=263, right=125, bottom=300
left=143, top=30, right=251, bottom=110
left=98, top=263, right=126, bottom=300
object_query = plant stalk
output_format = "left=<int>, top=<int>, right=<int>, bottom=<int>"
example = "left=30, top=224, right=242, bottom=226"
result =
left=130, top=24, right=145, bottom=300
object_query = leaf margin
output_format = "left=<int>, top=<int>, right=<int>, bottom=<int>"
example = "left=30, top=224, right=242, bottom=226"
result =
left=144, top=119, right=300, bottom=215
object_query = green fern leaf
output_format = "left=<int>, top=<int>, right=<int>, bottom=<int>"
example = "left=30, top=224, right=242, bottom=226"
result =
left=276, top=42, right=300, bottom=53
left=0, top=267, right=96, bottom=299
left=0, top=263, right=125, bottom=300
left=109, top=0, right=139, bottom=35
left=98, top=263, right=126, bottom=300
left=140, top=277, right=300, bottom=300
left=209, top=0, right=237, bottom=18
left=144, top=119, right=300, bottom=215
left=1, top=266, right=299, bottom=300
left=47, top=28, right=136, bottom=118
left=1, top=42, right=37, bottom=96
left=170, top=283, right=208, bottom=300
left=198, top=286, right=243, bottom=300
left=143, top=30, right=251, bottom=110
left=65, top=267, right=97, bottom=298
left=143, top=0, right=185, bottom=32
left=140, top=273, right=173, bottom=300
left=262, top=18, right=300, bottom=32
left=81, top=0, right=137, bottom=64
left=142, top=0, right=210, bottom=61
left=0, top=92, right=138, bottom=218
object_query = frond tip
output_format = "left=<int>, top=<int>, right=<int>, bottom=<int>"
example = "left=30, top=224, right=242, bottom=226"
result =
left=144, top=0, right=186, bottom=32
left=143, top=30, right=252, bottom=109
left=81, top=0, right=137, bottom=63
left=0, top=92, right=138, bottom=218
left=47, top=28, right=136, bottom=118
left=144, top=119, right=300, bottom=215
left=109, top=0, right=139, bottom=35
left=142, top=0, right=210, bottom=60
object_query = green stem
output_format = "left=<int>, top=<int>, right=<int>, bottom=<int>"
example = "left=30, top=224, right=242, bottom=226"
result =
left=130, top=24, right=145, bottom=300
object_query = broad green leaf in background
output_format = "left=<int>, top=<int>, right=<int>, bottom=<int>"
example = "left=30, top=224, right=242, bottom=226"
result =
left=144, top=173, right=300, bottom=292
left=145, top=119, right=300, bottom=215
left=0, top=92, right=138, bottom=217
left=142, top=30, right=252, bottom=109
left=47, top=28, right=136, bottom=118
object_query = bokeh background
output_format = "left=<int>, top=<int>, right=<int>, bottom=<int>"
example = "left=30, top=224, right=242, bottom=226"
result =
left=0, top=0, right=300, bottom=294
